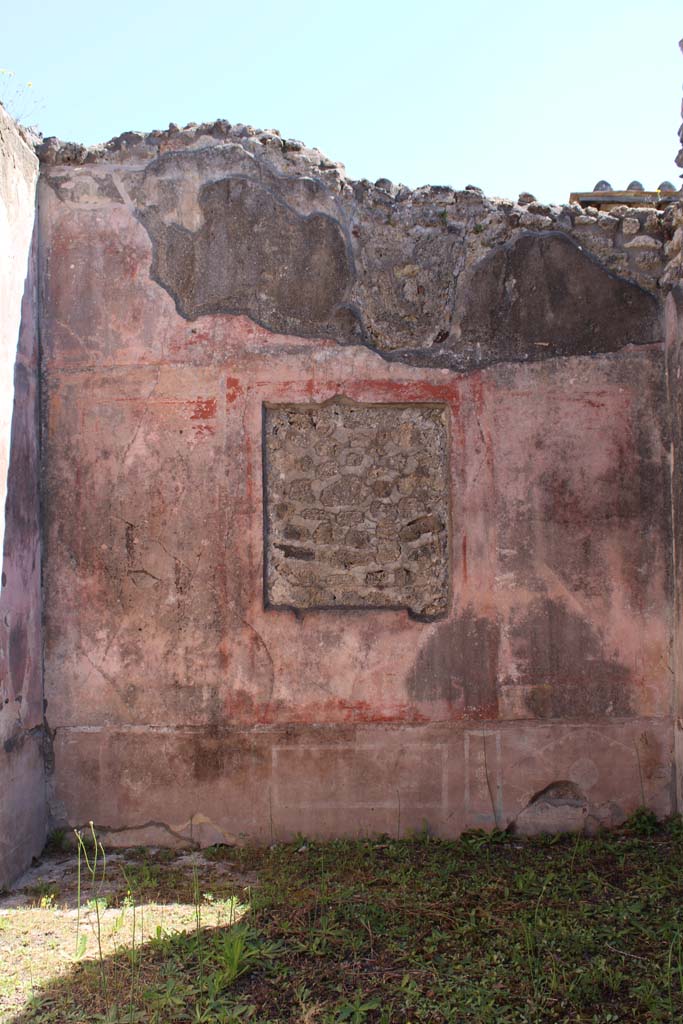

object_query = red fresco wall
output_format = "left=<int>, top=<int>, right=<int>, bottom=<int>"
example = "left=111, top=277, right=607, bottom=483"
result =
left=36, top=126, right=675, bottom=847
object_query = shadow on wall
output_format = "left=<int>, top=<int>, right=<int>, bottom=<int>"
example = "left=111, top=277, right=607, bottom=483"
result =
left=0, top=230, right=45, bottom=888
left=408, top=599, right=633, bottom=720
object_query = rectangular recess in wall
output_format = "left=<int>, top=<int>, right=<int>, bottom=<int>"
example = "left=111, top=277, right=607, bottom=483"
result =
left=263, top=399, right=449, bottom=619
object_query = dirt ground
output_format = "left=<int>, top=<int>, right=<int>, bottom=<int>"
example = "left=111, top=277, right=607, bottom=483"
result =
left=0, top=841, right=256, bottom=1021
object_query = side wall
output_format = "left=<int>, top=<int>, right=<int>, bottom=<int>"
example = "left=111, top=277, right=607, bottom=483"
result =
left=666, top=288, right=683, bottom=814
left=0, top=108, right=44, bottom=885
left=39, top=128, right=674, bottom=846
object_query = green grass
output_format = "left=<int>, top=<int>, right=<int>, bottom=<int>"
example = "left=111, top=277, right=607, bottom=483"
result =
left=4, top=817, right=683, bottom=1022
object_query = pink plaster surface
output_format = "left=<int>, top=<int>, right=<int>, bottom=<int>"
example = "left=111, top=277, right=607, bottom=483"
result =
left=39, top=177, right=675, bottom=842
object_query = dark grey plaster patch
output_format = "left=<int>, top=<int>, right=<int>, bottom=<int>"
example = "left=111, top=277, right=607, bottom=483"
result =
left=447, top=232, right=661, bottom=367
left=8, top=621, right=28, bottom=695
left=503, top=598, right=633, bottom=720
left=43, top=174, right=124, bottom=204
left=139, top=176, right=355, bottom=337
left=408, top=610, right=500, bottom=712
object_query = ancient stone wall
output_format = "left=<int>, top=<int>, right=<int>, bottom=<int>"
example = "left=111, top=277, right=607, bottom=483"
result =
left=264, top=401, right=450, bottom=619
left=662, top=40, right=683, bottom=289
left=34, top=121, right=676, bottom=846
left=0, top=107, right=44, bottom=887
left=662, top=46, right=683, bottom=812
left=666, top=289, right=683, bottom=817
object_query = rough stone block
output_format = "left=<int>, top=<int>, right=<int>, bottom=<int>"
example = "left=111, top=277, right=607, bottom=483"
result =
left=264, top=400, right=450, bottom=619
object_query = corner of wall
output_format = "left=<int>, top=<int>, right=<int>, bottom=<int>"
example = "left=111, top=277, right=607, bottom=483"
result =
left=665, top=285, right=683, bottom=813
left=0, top=105, right=45, bottom=888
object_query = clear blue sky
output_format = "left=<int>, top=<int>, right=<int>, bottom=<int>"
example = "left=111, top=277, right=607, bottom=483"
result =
left=3, top=0, right=682, bottom=204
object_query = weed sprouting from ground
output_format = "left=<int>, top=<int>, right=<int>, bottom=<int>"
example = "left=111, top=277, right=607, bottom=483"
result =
left=626, top=805, right=661, bottom=836
left=74, top=822, right=108, bottom=1000
left=3, top=821, right=683, bottom=1022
